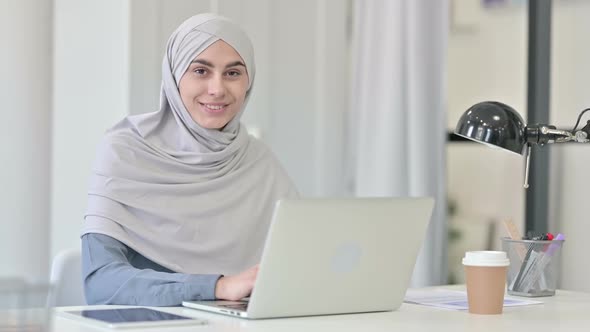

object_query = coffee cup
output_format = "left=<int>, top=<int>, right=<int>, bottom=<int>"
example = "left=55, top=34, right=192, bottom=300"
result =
left=462, top=251, right=510, bottom=314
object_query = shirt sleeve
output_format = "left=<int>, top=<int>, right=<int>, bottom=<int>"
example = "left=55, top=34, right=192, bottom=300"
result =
left=81, top=233, right=222, bottom=306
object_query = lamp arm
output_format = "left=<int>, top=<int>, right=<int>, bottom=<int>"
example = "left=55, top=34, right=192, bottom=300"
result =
left=521, top=124, right=588, bottom=189
left=526, top=124, right=590, bottom=145
left=525, top=108, right=590, bottom=144
left=540, top=127, right=575, bottom=143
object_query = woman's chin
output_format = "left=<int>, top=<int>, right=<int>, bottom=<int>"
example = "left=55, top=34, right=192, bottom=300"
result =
left=189, top=108, right=238, bottom=130
left=194, top=117, right=230, bottom=130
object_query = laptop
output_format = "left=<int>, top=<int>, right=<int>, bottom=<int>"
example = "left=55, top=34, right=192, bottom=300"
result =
left=183, top=197, right=434, bottom=319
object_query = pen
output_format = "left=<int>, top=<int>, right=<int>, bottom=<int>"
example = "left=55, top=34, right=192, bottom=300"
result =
left=512, top=242, right=535, bottom=292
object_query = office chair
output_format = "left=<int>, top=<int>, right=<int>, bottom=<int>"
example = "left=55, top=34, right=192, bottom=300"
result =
left=49, top=248, right=86, bottom=306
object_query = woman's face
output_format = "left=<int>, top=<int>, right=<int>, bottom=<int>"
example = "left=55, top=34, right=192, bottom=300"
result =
left=179, top=40, right=249, bottom=130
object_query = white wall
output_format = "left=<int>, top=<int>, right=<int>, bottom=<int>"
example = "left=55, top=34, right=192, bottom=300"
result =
left=550, top=1, right=590, bottom=292
left=0, top=0, right=52, bottom=281
left=51, top=0, right=131, bottom=257
left=448, top=3, right=527, bottom=128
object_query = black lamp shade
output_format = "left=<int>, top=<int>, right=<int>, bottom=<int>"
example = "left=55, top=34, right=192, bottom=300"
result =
left=454, top=101, right=527, bottom=155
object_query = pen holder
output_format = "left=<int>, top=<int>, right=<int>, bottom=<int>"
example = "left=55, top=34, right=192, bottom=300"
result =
left=501, top=237, right=564, bottom=297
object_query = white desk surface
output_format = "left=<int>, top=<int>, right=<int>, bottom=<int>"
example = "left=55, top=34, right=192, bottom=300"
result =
left=52, top=286, right=590, bottom=332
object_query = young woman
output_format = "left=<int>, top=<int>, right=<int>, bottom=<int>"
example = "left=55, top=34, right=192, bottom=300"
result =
left=82, top=13, right=298, bottom=306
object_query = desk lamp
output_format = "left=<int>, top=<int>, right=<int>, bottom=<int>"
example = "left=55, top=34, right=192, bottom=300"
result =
left=454, top=101, right=590, bottom=188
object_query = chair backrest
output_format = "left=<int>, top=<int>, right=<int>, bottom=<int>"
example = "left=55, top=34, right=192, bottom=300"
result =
left=49, top=248, right=86, bottom=306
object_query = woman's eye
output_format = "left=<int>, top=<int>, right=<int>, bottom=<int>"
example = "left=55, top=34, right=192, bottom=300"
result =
left=226, top=70, right=241, bottom=77
left=193, top=68, right=207, bottom=75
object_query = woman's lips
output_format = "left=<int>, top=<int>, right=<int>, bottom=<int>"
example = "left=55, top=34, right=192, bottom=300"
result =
left=200, top=103, right=228, bottom=114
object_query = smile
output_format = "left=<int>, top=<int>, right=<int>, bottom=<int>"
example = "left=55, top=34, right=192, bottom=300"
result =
left=200, top=103, right=228, bottom=114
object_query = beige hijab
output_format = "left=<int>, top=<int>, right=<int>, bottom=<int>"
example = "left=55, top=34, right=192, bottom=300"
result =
left=82, top=13, right=298, bottom=275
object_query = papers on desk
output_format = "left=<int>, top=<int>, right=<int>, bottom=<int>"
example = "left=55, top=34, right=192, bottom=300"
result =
left=404, top=289, right=543, bottom=311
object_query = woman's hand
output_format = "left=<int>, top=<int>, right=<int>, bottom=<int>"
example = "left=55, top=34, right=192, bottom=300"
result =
left=214, top=264, right=259, bottom=301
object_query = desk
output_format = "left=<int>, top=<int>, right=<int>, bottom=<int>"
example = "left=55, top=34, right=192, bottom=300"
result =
left=52, top=286, right=590, bottom=332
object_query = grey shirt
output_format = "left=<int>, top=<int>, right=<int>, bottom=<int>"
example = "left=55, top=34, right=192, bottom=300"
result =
left=82, top=233, right=221, bottom=306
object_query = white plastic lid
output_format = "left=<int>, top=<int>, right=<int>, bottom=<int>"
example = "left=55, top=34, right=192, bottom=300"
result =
left=462, top=251, right=510, bottom=267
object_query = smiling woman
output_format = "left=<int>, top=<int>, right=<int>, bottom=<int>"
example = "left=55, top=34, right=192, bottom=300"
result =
left=179, top=41, right=249, bottom=130
left=80, top=13, right=298, bottom=306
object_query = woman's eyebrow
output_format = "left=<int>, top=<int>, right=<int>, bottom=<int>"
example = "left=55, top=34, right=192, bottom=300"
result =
left=191, top=59, right=245, bottom=68
left=225, top=61, right=246, bottom=68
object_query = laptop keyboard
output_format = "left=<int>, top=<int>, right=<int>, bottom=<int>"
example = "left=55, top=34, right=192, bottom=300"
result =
left=219, top=302, right=249, bottom=311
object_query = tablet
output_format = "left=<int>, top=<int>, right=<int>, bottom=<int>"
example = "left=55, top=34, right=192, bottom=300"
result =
left=57, top=307, right=207, bottom=329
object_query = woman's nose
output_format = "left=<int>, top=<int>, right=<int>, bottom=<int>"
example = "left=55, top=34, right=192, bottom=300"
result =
left=208, top=75, right=226, bottom=97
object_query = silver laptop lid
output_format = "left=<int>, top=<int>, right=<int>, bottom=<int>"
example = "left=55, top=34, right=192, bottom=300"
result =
left=247, top=197, right=434, bottom=319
